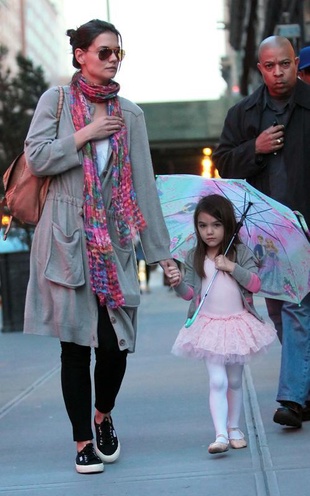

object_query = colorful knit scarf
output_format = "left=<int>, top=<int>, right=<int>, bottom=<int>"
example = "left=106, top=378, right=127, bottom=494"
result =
left=70, top=71, right=147, bottom=308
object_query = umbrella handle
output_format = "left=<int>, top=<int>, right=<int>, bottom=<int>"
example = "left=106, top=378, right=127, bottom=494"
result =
left=294, top=210, right=310, bottom=243
left=184, top=269, right=219, bottom=328
left=184, top=201, right=253, bottom=329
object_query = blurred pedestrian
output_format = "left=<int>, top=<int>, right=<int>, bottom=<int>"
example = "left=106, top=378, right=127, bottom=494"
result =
left=23, top=19, right=177, bottom=474
left=134, top=237, right=151, bottom=293
left=298, top=45, right=310, bottom=84
left=168, top=195, right=276, bottom=454
left=213, top=35, right=310, bottom=428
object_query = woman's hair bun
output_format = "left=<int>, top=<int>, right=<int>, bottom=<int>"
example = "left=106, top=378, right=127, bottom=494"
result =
left=66, top=29, right=76, bottom=45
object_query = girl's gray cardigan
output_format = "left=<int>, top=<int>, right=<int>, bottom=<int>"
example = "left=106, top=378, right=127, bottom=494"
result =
left=175, top=243, right=264, bottom=322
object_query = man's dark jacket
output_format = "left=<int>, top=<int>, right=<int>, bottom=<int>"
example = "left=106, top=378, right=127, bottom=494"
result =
left=213, top=79, right=310, bottom=226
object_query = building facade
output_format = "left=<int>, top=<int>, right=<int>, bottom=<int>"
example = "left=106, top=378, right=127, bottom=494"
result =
left=226, top=0, right=310, bottom=96
left=0, top=0, right=66, bottom=85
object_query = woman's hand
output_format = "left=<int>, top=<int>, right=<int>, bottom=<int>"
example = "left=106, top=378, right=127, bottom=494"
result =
left=159, top=259, right=181, bottom=287
left=87, top=116, right=124, bottom=140
left=167, top=265, right=182, bottom=287
left=74, top=116, right=124, bottom=149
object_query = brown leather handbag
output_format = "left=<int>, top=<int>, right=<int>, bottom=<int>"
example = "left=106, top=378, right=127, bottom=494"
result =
left=1, top=86, right=64, bottom=239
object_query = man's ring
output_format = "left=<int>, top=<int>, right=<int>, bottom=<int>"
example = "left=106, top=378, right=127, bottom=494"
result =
left=277, top=138, right=281, bottom=144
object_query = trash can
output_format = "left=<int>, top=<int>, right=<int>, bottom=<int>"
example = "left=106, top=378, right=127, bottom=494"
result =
left=0, top=228, right=31, bottom=332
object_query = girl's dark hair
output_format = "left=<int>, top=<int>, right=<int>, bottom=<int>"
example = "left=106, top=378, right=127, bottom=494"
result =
left=66, top=19, right=122, bottom=69
left=193, top=194, right=240, bottom=278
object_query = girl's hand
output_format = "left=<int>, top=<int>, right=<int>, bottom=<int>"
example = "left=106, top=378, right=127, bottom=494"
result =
left=214, top=254, right=235, bottom=273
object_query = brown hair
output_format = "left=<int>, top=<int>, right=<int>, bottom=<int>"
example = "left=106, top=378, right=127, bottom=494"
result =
left=193, top=194, right=240, bottom=278
left=66, top=19, right=123, bottom=69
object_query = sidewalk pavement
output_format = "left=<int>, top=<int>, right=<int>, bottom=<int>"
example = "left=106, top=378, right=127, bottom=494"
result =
left=1, top=266, right=310, bottom=496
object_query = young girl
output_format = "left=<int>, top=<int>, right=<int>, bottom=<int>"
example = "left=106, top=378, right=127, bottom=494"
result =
left=168, top=195, right=276, bottom=455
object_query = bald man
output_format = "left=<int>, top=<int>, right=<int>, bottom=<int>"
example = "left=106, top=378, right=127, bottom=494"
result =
left=213, top=36, right=310, bottom=429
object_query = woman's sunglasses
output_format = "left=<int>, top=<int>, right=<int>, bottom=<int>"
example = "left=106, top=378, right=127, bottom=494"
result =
left=87, top=48, right=126, bottom=62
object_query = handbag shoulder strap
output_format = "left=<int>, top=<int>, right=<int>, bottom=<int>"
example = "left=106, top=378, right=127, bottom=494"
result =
left=56, top=86, right=64, bottom=132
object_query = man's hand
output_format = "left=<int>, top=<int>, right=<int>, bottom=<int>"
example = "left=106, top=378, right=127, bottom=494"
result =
left=255, top=124, right=284, bottom=155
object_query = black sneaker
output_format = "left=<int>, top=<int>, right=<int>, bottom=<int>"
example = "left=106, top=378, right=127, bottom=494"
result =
left=95, top=416, right=121, bottom=463
left=75, top=443, right=104, bottom=474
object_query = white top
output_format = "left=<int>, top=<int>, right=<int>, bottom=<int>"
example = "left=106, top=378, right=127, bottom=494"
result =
left=95, top=139, right=110, bottom=176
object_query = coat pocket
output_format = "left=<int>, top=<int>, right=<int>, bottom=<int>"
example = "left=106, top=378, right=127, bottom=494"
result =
left=112, top=241, right=140, bottom=307
left=44, top=222, right=85, bottom=288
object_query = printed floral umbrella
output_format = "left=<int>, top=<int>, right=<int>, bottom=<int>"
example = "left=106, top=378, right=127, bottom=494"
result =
left=156, top=174, right=310, bottom=304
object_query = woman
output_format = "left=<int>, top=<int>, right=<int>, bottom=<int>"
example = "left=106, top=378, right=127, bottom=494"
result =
left=23, top=19, right=176, bottom=474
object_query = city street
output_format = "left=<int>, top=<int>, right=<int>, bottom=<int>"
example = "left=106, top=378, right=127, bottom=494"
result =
left=0, top=267, right=310, bottom=496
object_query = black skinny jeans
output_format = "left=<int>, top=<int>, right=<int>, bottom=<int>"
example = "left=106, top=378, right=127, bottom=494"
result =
left=60, top=304, right=128, bottom=442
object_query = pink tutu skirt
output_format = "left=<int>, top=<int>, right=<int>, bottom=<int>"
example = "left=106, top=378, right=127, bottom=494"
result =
left=172, top=310, right=277, bottom=364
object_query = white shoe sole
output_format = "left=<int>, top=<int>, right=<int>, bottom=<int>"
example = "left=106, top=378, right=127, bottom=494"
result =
left=96, top=442, right=121, bottom=463
left=75, top=462, right=104, bottom=474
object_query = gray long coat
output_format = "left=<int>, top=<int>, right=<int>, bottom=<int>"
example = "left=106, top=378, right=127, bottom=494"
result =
left=23, top=85, right=172, bottom=352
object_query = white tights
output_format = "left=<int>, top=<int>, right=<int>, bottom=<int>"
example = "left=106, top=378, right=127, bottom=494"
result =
left=205, top=360, right=244, bottom=440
